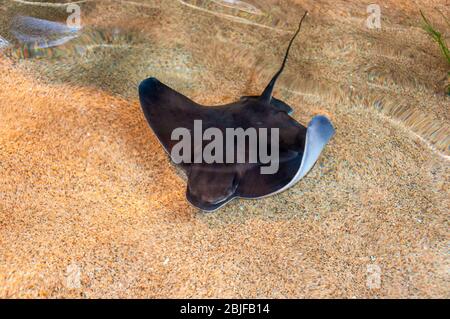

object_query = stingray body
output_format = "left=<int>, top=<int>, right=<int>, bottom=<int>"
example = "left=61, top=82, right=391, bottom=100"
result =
left=139, top=12, right=335, bottom=212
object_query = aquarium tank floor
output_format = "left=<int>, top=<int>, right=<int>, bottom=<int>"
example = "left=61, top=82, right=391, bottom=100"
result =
left=0, top=0, right=448, bottom=298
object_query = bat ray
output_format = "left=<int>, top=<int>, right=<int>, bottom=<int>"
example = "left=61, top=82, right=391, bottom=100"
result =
left=138, top=11, right=335, bottom=212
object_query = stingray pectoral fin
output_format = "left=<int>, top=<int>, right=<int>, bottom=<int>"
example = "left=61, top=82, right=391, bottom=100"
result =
left=139, top=77, right=202, bottom=154
left=257, top=115, right=334, bottom=197
left=296, top=115, right=335, bottom=180
left=236, top=151, right=302, bottom=198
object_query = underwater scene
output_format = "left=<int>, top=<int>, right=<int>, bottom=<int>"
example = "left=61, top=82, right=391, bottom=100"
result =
left=0, top=0, right=449, bottom=298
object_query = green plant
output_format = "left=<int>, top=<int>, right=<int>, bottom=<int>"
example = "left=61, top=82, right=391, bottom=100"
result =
left=420, top=10, right=450, bottom=95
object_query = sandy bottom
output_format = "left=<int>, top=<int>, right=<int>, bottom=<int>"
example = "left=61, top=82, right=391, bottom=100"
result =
left=0, top=0, right=449, bottom=298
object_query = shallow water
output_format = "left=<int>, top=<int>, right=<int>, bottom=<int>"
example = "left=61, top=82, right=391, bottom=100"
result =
left=1, top=0, right=448, bottom=155
left=0, top=0, right=449, bottom=298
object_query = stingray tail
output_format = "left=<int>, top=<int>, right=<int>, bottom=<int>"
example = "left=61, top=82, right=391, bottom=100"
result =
left=260, top=11, right=308, bottom=102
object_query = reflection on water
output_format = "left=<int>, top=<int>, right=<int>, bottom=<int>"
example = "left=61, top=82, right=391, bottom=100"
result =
left=0, top=0, right=449, bottom=157
left=4, top=17, right=122, bottom=59
left=3, top=28, right=130, bottom=59
left=178, top=0, right=289, bottom=31
left=210, top=0, right=262, bottom=15
left=3, top=14, right=81, bottom=58
left=11, top=15, right=80, bottom=48
left=0, top=35, right=9, bottom=48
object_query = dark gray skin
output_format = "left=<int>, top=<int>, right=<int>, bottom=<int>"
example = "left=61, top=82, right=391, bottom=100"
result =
left=139, top=12, right=310, bottom=211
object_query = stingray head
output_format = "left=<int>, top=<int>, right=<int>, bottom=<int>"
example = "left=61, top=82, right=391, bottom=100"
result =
left=186, top=164, right=239, bottom=211
left=239, top=96, right=307, bottom=152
